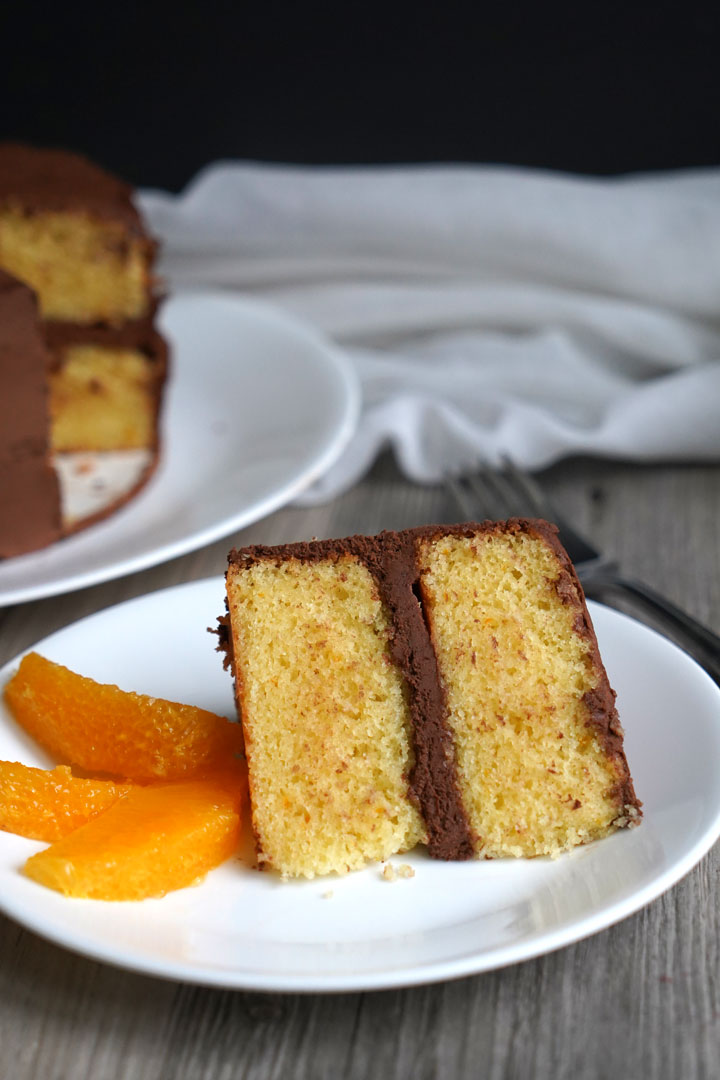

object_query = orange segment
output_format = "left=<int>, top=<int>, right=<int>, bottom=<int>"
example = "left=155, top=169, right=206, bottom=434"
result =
left=24, top=777, right=242, bottom=900
left=4, top=652, right=243, bottom=782
left=0, top=761, right=131, bottom=842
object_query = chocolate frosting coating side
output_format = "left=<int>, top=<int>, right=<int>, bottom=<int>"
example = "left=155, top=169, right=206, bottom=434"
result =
left=0, top=270, right=62, bottom=557
left=227, top=530, right=477, bottom=860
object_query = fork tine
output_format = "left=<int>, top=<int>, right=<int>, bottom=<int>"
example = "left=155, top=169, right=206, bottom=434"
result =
left=499, top=455, right=554, bottom=519
left=499, top=455, right=604, bottom=564
left=466, top=468, right=525, bottom=519
left=445, top=463, right=720, bottom=673
left=449, top=463, right=532, bottom=522
left=446, top=476, right=479, bottom=522
left=448, top=457, right=560, bottom=526
left=449, top=459, right=602, bottom=566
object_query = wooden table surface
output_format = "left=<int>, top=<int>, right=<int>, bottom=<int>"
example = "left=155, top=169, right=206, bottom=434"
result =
left=1, top=454, right=719, bottom=1080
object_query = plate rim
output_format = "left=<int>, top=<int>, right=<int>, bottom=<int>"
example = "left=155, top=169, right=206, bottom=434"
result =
left=1, top=581, right=719, bottom=993
left=0, top=291, right=361, bottom=607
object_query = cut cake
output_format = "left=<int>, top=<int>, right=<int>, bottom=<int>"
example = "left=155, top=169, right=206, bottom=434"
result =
left=0, top=144, right=168, bottom=557
left=219, top=520, right=641, bottom=878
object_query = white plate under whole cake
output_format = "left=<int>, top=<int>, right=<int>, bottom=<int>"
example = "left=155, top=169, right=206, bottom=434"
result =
left=0, top=291, right=360, bottom=606
left=1, top=581, right=719, bottom=993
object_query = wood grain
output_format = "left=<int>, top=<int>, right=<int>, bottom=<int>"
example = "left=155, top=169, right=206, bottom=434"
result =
left=1, top=455, right=718, bottom=1080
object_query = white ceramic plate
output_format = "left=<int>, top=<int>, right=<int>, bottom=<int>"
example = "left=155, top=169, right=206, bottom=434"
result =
left=0, top=293, right=359, bottom=607
left=1, top=583, right=719, bottom=993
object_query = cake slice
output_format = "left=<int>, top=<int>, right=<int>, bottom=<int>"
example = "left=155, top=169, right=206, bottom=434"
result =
left=219, top=522, right=640, bottom=878
left=0, top=143, right=155, bottom=326
left=0, top=270, right=62, bottom=558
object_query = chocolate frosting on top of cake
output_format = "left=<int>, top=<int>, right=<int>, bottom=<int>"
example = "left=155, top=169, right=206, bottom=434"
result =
left=0, top=143, right=146, bottom=234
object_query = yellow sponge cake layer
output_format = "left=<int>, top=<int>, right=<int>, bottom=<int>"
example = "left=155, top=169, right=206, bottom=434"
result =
left=0, top=208, right=151, bottom=324
left=225, top=556, right=425, bottom=878
left=49, top=340, right=166, bottom=452
left=416, top=529, right=633, bottom=858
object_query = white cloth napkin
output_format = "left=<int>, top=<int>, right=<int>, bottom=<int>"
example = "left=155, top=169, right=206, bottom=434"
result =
left=140, top=164, right=720, bottom=501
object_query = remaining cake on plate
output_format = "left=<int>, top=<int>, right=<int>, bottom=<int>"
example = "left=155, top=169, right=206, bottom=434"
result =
left=0, top=143, right=168, bottom=557
left=218, top=520, right=641, bottom=878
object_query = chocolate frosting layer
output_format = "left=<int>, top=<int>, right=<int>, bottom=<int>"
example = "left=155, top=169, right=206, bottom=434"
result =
left=44, top=298, right=162, bottom=353
left=0, top=270, right=61, bottom=557
left=0, top=143, right=145, bottom=233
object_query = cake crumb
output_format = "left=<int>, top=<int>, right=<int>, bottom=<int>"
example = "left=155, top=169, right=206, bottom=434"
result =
left=381, top=862, right=415, bottom=881
left=322, top=889, right=334, bottom=899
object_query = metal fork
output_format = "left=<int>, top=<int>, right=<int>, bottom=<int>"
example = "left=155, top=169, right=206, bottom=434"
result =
left=448, top=457, right=720, bottom=684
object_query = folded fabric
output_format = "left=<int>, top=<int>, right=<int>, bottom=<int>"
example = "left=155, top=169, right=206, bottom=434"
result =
left=140, top=164, right=720, bottom=501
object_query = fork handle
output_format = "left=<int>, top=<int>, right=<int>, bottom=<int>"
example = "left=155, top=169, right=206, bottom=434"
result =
left=583, top=572, right=720, bottom=681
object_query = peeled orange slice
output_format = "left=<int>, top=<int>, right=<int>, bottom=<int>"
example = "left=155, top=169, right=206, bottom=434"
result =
left=0, top=761, right=131, bottom=842
left=4, top=653, right=243, bottom=782
left=24, top=776, right=242, bottom=900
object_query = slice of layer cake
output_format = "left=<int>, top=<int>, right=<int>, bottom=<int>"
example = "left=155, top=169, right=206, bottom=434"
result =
left=0, top=270, right=62, bottom=558
left=219, top=521, right=640, bottom=878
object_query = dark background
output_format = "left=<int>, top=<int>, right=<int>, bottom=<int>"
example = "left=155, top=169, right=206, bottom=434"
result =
left=1, top=3, right=718, bottom=191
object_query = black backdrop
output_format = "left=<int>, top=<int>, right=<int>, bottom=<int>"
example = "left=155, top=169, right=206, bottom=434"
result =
left=1, top=3, right=718, bottom=191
